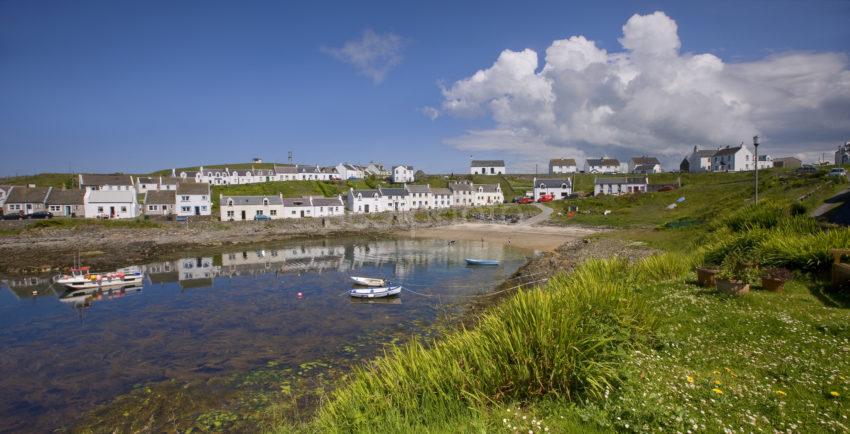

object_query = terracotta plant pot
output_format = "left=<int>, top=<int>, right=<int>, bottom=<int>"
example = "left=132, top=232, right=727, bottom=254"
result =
left=696, top=267, right=718, bottom=287
left=761, top=277, right=785, bottom=292
left=716, top=278, right=750, bottom=295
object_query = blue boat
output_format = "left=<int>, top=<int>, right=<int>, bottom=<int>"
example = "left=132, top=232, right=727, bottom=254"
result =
left=465, top=258, right=500, bottom=266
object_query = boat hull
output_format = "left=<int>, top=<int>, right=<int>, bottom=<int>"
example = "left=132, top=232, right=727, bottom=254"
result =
left=56, top=274, right=143, bottom=290
left=465, top=259, right=500, bottom=266
left=350, top=276, right=386, bottom=287
left=349, top=285, right=402, bottom=299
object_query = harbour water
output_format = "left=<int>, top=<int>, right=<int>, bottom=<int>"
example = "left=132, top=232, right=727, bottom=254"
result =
left=0, top=237, right=529, bottom=432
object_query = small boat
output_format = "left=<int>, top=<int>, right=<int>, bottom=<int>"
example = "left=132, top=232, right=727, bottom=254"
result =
left=55, top=266, right=143, bottom=290
left=349, top=285, right=402, bottom=299
left=465, top=258, right=500, bottom=266
left=350, top=276, right=386, bottom=287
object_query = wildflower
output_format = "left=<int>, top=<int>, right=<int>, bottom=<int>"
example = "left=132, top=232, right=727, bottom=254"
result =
left=712, top=388, right=723, bottom=395
left=714, top=379, right=721, bottom=385
left=687, top=375, right=694, bottom=383
left=830, top=391, right=840, bottom=397
left=775, top=390, right=786, bottom=396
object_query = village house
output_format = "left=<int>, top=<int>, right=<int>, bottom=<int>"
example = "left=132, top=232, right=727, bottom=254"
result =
left=532, top=178, right=573, bottom=201
left=711, top=145, right=755, bottom=172
left=584, top=157, right=621, bottom=174
left=773, top=157, right=802, bottom=169
left=628, top=156, right=662, bottom=174
left=84, top=190, right=138, bottom=219
left=282, top=198, right=313, bottom=218
left=3, top=186, right=51, bottom=216
left=449, top=181, right=475, bottom=207
left=336, top=163, right=365, bottom=180
left=79, top=174, right=136, bottom=193
left=757, top=154, right=774, bottom=170
left=0, top=185, right=12, bottom=211
left=45, top=189, right=85, bottom=217
left=220, top=194, right=284, bottom=221
left=685, top=146, right=717, bottom=172
left=175, top=183, right=211, bottom=216
left=365, top=163, right=390, bottom=178
left=378, top=187, right=410, bottom=212
left=307, top=196, right=345, bottom=217
left=470, top=160, right=506, bottom=175
left=549, top=158, right=577, bottom=174
left=347, top=188, right=383, bottom=213
left=431, top=188, right=453, bottom=209
left=274, top=165, right=298, bottom=181
left=473, top=184, right=504, bottom=205
left=835, top=141, right=850, bottom=165
left=406, top=184, right=433, bottom=209
left=144, top=190, right=176, bottom=216
left=160, top=177, right=180, bottom=190
left=136, top=177, right=160, bottom=193
left=392, top=165, right=414, bottom=183
left=594, top=177, right=649, bottom=196
left=321, top=166, right=341, bottom=180
left=297, top=165, right=330, bottom=181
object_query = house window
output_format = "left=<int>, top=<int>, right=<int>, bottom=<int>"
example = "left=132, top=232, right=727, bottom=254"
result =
left=227, top=210, right=234, bottom=217
left=256, top=210, right=263, bottom=215
left=291, top=210, right=296, bottom=215
left=97, top=206, right=104, bottom=212
left=182, top=206, right=190, bottom=212
left=270, top=210, right=277, bottom=216
left=181, top=196, right=190, bottom=201
left=202, top=196, right=207, bottom=200
left=228, top=199, right=234, bottom=206
left=149, top=205, right=158, bottom=211
left=121, top=206, right=127, bottom=212
left=49, top=205, right=60, bottom=212
left=201, top=206, right=207, bottom=211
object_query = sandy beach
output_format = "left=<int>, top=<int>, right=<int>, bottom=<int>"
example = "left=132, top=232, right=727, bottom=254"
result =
left=406, top=223, right=600, bottom=251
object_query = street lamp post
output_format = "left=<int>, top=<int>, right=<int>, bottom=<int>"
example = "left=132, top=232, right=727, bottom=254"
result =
left=753, top=135, right=760, bottom=203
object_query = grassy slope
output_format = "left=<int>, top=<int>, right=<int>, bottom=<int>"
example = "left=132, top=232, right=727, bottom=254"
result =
left=281, top=169, right=850, bottom=433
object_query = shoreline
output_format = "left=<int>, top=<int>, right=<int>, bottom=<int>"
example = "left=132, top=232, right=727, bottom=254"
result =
left=405, top=222, right=600, bottom=252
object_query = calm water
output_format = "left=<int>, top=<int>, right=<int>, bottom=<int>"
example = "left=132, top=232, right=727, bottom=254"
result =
left=0, top=237, right=528, bottom=432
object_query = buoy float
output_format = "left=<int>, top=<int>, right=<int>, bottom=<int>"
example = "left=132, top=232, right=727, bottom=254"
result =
left=296, top=292, right=303, bottom=298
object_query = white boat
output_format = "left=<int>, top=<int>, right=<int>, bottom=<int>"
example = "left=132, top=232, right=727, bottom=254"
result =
left=55, top=266, right=143, bottom=290
left=350, top=276, right=386, bottom=287
left=349, top=285, right=402, bottom=299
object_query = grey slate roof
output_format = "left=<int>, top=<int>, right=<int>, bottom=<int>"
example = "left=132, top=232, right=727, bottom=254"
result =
left=309, top=196, right=343, bottom=206
left=46, top=189, right=85, bottom=205
left=392, top=165, right=413, bottom=170
left=80, top=174, right=133, bottom=186
left=630, top=156, right=661, bottom=165
left=379, top=188, right=408, bottom=197
left=586, top=158, right=620, bottom=166
left=161, top=177, right=181, bottom=185
left=535, top=179, right=572, bottom=188
left=405, top=184, right=431, bottom=194
left=714, top=146, right=743, bottom=157
left=693, top=149, right=717, bottom=158
left=145, top=190, right=176, bottom=205
left=222, top=196, right=283, bottom=206
left=6, top=186, right=51, bottom=204
left=297, top=165, right=320, bottom=173
left=549, top=158, right=577, bottom=166
left=448, top=181, right=473, bottom=192
left=282, top=198, right=310, bottom=207
left=275, top=166, right=298, bottom=174
left=431, top=188, right=452, bottom=195
left=470, top=160, right=505, bottom=167
left=475, top=184, right=501, bottom=192
left=595, top=177, right=648, bottom=185
left=176, top=183, right=210, bottom=195
left=136, top=177, right=157, bottom=184
left=351, top=189, right=380, bottom=197
left=632, top=164, right=656, bottom=173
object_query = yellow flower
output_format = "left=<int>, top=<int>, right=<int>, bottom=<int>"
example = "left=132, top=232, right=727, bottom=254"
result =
left=830, top=391, right=840, bottom=397
left=775, top=390, right=786, bottom=396
left=712, top=388, right=723, bottom=395
left=686, top=375, right=694, bottom=384
left=714, top=379, right=722, bottom=385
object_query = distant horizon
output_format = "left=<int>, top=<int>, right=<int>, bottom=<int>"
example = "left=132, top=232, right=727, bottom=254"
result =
left=2, top=1, right=848, bottom=177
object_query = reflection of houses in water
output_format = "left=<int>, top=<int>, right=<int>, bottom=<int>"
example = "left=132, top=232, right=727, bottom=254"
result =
left=142, top=257, right=219, bottom=289
left=348, top=239, right=507, bottom=277
left=1, top=276, right=56, bottom=299
left=217, top=245, right=347, bottom=277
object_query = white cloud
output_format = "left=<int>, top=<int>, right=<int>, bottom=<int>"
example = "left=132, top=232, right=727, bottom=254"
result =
left=439, top=11, right=850, bottom=169
left=420, top=106, right=441, bottom=120
left=323, top=30, right=405, bottom=83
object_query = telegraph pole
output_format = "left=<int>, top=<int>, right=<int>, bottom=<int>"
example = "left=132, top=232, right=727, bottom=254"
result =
left=753, top=135, right=760, bottom=203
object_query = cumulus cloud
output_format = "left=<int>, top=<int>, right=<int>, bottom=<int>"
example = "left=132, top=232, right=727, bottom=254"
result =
left=323, top=30, right=405, bottom=83
left=420, top=106, right=441, bottom=120
left=439, top=11, right=850, bottom=168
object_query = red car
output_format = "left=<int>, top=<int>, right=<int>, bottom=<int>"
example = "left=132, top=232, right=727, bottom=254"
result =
left=537, top=194, right=554, bottom=203
left=518, top=197, right=535, bottom=204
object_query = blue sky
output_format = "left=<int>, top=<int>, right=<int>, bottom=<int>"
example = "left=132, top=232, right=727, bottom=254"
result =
left=1, top=0, right=849, bottom=176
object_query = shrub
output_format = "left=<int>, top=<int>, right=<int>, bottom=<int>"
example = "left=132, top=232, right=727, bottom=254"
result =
left=789, top=202, right=808, bottom=216
left=721, top=204, right=784, bottom=232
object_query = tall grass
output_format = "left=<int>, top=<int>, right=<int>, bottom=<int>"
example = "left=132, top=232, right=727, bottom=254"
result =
left=305, top=255, right=693, bottom=432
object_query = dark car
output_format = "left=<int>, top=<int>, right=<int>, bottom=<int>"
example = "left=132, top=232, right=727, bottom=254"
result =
left=27, top=211, right=53, bottom=219
left=2, top=212, right=26, bottom=220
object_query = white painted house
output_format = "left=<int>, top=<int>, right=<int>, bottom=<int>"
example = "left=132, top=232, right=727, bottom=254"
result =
left=532, top=178, right=573, bottom=200
left=549, top=159, right=578, bottom=174
left=473, top=184, right=504, bottom=205
left=470, top=160, right=505, bottom=175
left=584, top=158, right=621, bottom=174
left=594, top=177, right=649, bottom=196
left=757, top=154, right=774, bottom=170
left=392, top=165, right=414, bottom=183
left=431, top=188, right=453, bottom=209
left=282, top=198, right=313, bottom=219
left=84, top=190, right=138, bottom=219
left=378, top=187, right=410, bottom=212
left=711, top=145, right=754, bottom=172
left=337, top=164, right=365, bottom=180
left=365, top=163, right=390, bottom=177
left=628, top=157, right=662, bottom=174
left=308, top=196, right=345, bottom=217
left=175, top=183, right=211, bottom=217
left=449, top=181, right=475, bottom=207
left=3, top=186, right=51, bottom=216
left=406, top=184, right=433, bottom=209
left=220, top=194, right=284, bottom=221
left=685, top=146, right=717, bottom=173
left=347, top=188, right=383, bottom=214
left=79, top=174, right=136, bottom=193
left=835, top=142, right=850, bottom=165
left=144, top=190, right=176, bottom=216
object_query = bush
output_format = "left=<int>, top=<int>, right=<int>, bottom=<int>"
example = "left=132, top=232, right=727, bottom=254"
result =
left=721, top=204, right=785, bottom=232
left=789, top=202, right=807, bottom=216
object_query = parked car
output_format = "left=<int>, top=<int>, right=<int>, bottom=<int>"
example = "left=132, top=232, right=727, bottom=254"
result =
left=828, top=167, right=847, bottom=178
left=517, top=197, right=535, bottom=204
left=2, top=212, right=25, bottom=220
left=253, top=214, right=271, bottom=221
left=796, top=164, right=818, bottom=174
left=537, top=194, right=554, bottom=203
left=27, top=211, right=53, bottom=219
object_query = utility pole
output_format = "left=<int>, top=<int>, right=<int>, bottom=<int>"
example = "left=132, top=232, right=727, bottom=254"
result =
left=753, top=135, right=760, bottom=203
left=288, top=151, right=293, bottom=164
